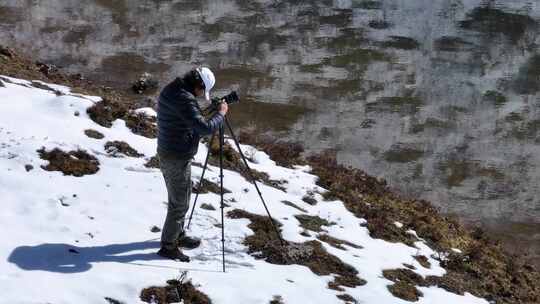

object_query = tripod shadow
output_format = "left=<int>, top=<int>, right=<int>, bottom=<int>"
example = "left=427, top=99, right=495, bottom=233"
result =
left=7, top=240, right=162, bottom=273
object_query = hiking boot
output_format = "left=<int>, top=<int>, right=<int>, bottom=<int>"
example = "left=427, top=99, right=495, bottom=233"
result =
left=157, top=247, right=190, bottom=262
left=177, top=233, right=201, bottom=249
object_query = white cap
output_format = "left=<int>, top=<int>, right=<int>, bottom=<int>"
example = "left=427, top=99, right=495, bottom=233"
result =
left=196, top=67, right=215, bottom=101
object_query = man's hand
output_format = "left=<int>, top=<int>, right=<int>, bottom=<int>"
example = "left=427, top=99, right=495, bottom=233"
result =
left=218, top=100, right=228, bottom=116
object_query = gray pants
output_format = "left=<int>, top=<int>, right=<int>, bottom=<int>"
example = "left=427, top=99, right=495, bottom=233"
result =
left=158, top=150, right=192, bottom=250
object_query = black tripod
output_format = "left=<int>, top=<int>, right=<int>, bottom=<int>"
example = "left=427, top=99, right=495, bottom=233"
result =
left=186, top=113, right=283, bottom=272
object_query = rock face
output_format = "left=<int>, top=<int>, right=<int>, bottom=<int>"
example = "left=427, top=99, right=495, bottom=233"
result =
left=1, top=0, right=540, bottom=224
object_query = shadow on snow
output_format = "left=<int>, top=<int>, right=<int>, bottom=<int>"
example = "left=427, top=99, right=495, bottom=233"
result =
left=7, top=241, right=163, bottom=273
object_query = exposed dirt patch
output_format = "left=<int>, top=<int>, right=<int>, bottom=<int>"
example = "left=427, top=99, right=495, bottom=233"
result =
left=200, top=203, right=216, bottom=211
left=144, top=155, right=160, bottom=168
left=140, top=279, right=211, bottom=304
left=86, top=98, right=127, bottom=128
left=317, top=234, right=362, bottom=250
left=193, top=179, right=231, bottom=194
left=413, top=255, right=431, bottom=269
left=104, top=297, right=125, bottom=304
left=383, top=269, right=425, bottom=302
left=86, top=99, right=157, bottom=138
left=38, top=147, right=99, bottom=177
left=104, top=141, right=143, bottom=157
left=367, top=216, right=419, bottom=247
left=294, top=214, right=334, bottom=232
left=269, top=295, right=284, bottom=304
left=227, top=209, right=366, bottom=290
left=280, top=200, right=307, bottom=213
left=125, top=111, right=157, bottom=138
left=336, top=293, right=357, bottom=304
left=301, top=194, right=317, bottom=205
left=388, top=281, right=423, bottom=302
left=84, top=129, right=104, bottom=139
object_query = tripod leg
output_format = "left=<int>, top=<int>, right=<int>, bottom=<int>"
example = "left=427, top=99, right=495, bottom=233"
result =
left=224, top=117, right=284, bottom=245
left=186, top=142, right=212, bottom=230
left=219, top=124, right=226, bottom=272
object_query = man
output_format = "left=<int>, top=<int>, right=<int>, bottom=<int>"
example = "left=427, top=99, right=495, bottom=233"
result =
left=156, top=67, right=228, bottom=261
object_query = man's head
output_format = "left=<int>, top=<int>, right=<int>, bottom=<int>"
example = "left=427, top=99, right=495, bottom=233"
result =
left=182, top=67, right=215, bottom=100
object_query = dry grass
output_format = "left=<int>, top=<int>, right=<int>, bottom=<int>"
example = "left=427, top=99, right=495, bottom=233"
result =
left=234, top=134, right=540, bottom=303
left=104, top=141, right=143, bottom=157
left=86, top=99, right=156, bottom=138
left=317, top=234, right=363, bottom=250
left=193, top=179, right=231, bottom=194
left=140, top=279, right=211, bottom=304
left=294, top=214, right=334, bottom=232
left=144, top=155, right=160, bottom=168
left=227, top=209, right=366, bottom=293
left=84, top=129, right=104, bottom=139
left=38, top=147, right=99, bottom=176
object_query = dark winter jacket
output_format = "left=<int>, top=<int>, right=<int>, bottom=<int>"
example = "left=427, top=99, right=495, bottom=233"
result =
left=157, top=77, right=224, bottom=157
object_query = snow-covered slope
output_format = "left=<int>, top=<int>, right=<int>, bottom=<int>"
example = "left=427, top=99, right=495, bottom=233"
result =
left=0, top=76, right=488, bottom=303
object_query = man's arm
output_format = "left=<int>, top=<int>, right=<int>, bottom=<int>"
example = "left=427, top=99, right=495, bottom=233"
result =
left=184, top=98, right=225, bottom=136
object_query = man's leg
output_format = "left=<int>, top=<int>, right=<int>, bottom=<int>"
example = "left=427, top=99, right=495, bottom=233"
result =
left=158, top=152, right=192, bottom=260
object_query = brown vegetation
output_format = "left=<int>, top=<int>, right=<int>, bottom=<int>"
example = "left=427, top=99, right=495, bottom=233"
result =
left=144, top=155, right=159, bottom=168
left=383, top=268, right=424, bottom=301
left=306, top=151, right=540, bottom=303
left=140, top=279, right=211, bottom=304
left=38, top=147, right=99, bottom=176
left=280, top=200, right=307, bottom=213
left=294, top=214, right=334, bottom=232
left=192, top=178, right=231, bottom=194
left=86, top=99, right=156, bottom=138
left=237, top=136, right=540, bottom=303
left=104, top=140, right=143, bottom=157
left=317, top=234, right=362, bottom=250
left=227, top=209, right=366, bottom=293
left=86, top=98, right=125, bottom=127
left=84, top=129, right=104, bottom=139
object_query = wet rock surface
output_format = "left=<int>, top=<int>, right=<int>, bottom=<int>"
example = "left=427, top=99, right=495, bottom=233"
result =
left=4, top=1, right=540, bottom=228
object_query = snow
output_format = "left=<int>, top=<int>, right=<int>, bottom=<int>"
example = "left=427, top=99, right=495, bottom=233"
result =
left=134, top=107, right=157, bottom=117
left=0, top=76, right=489, bottom=303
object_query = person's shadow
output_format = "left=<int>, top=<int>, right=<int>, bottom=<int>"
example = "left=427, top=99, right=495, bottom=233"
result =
left=8, top=240, right=164, bottom=273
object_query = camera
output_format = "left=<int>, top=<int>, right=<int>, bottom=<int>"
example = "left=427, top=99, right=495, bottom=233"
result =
left=211, top=91, right=239, bottom=107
